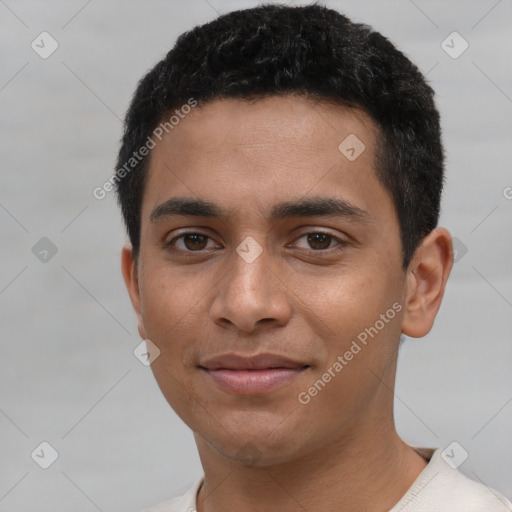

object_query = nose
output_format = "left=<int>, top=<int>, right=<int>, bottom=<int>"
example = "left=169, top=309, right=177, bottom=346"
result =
left=209, top=244, right=292, bottom=333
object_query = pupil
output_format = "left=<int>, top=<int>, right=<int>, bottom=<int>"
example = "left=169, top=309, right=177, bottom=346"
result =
left=308, top=233, right=330, bottom=250
left=185, top=234, right=207, bottom=250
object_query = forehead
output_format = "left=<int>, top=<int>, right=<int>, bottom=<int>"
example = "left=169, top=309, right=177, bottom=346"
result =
left=156, top=95, right=378, bottom=157
left=142, top=95, right=390, bottom=225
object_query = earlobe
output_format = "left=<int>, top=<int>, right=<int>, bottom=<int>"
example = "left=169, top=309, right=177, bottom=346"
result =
left=121, top=244, right=147, bottom=339
left=401, top=228, right=453, bottom=338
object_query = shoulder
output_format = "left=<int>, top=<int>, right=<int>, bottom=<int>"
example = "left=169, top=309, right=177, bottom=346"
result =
left=392, top=448, right=512, bottom=512
left=142, top=477, right=203, bottom=512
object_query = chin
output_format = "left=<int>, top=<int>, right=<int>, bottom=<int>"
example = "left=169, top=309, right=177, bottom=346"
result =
left=199, top=421, right=308, bottom=468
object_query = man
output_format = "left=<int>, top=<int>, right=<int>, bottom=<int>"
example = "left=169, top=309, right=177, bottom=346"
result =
left=116, top=4, right=512, bottom=511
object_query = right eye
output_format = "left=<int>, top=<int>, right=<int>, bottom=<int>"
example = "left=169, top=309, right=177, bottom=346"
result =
left=165, top=232, right=220, bottom=253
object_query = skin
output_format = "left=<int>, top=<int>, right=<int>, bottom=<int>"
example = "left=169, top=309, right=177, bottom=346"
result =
left=122, top=95, right=453, bottom=511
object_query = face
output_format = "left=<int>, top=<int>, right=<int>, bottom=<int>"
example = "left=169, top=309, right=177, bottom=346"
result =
left=123, top=95, right=420, bottom=466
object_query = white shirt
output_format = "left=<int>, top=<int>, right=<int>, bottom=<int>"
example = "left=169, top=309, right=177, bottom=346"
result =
left=144, top=447, right=512, bottom=511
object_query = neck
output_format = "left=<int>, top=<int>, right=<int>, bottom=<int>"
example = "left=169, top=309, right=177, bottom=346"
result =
left=195, top=418, right=427, bottom=512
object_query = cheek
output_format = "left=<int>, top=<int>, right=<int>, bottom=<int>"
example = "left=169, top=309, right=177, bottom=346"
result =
left=295, top=275, right=402, bottom=426
left=141, top=261, right=199, bottom=327
left=288, top=259, right=396, bottom=331
left=139, top=267, right=209, bottom=420
left=291, top=260, right=403, bottom=381
left=138, top=264, right=209, bottom=370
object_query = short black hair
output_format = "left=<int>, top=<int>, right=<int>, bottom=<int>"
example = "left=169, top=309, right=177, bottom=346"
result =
left=115, top=2, right=444, bottom=269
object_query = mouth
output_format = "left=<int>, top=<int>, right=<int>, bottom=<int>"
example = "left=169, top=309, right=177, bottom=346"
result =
left=199, top=353, right=310, bottom=394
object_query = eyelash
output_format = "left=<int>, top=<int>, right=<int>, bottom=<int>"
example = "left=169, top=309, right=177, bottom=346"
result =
left=164, top=231, right=346, bottom=255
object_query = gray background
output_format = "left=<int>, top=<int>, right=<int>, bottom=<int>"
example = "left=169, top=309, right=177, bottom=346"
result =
left=1, top=0, right=511, bottom=510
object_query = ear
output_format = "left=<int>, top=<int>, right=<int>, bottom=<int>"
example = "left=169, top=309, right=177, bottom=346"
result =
left=121, top=243, right=147, bottom=339
left=401, top=227, right=454, bottom=338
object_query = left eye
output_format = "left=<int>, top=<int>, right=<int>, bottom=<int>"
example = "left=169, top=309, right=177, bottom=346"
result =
left=293, top=232, right=342, bottom=251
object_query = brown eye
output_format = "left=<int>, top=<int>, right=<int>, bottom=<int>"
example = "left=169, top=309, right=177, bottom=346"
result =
left=291, top=231, right=346, bottom=254
left=307, top=232, right=333, bottom=250
left=167, top=233, right=216, bottom=252
left=182, top=234, right=208, bottom=250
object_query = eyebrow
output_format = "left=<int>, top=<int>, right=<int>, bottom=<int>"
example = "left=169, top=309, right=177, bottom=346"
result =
left=150, top=196, right=373, bottom=224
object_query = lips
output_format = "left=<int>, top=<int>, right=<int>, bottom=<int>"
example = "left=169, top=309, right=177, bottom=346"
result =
left=199, top=353, right=310, bottom=394
left=200, top=353, right=308, bottom=371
